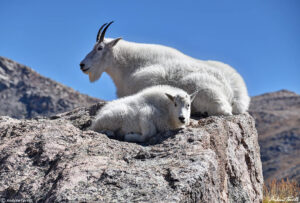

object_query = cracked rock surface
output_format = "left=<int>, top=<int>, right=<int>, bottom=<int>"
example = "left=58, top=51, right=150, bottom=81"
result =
left=0, top=102, right=263, bottom=202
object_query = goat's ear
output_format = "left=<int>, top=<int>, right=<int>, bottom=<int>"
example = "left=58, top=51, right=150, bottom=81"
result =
left=190, top=90, right=199, bottom=102
left=165, top=93, right=175, bottom=102
left=108, top=37, right=122, bottom=48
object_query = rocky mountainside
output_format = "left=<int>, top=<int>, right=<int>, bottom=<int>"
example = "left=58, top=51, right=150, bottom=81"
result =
left=0, top=56, right=100, bottom=119
left=0, top=102, right=263, bottom=202
left=249, top=90, right=300, bottom=184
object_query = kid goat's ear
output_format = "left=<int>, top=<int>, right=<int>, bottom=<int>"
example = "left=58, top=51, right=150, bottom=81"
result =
left=108, top=37, right=122, bottom=47
left=165, top=93, right=175, bottom=102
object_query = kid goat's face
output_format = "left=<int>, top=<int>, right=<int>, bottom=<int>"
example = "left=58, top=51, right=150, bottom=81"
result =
left=166, top=93, right=191, bottom=126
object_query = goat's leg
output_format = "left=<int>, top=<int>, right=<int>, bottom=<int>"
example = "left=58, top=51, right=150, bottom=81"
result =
left=124, top=119, right=156, bottom=143
left=192, top=88, right=233, bottom=116
left=124, top=133, right=144, bottom=142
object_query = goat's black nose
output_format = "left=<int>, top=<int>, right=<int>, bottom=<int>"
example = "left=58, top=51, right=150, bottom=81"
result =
left=179, top=116, right=185, bottom=123
left=80, top=63, right=85, bottom=70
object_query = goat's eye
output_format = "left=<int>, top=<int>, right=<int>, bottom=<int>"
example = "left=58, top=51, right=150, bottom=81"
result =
left=174, top=103, right=177, bottom=107
left=97, top=47, right=103, bottom=51
left=187, top=104, right=190, bottom=108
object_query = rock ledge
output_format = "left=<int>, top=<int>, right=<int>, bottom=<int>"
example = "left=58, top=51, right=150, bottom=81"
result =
left=0, top=102, right=263, bottom=202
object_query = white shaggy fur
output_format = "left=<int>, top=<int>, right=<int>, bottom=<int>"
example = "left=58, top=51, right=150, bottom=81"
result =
left=81, top=35, right=250, bottom=116
left=91, top=85, right=193, bottom=142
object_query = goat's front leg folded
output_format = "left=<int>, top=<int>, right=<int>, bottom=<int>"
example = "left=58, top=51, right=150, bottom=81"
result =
left=124, top=118, right=156, bottom=143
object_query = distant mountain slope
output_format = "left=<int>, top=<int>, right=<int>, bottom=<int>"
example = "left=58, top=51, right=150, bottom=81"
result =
left=0, top=56, right=100, bottom=119
left=249, top=90, right=300, bottom=183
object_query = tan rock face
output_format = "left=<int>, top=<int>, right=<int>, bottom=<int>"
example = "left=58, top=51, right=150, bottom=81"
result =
left=0, top=102, right=263, bottom=202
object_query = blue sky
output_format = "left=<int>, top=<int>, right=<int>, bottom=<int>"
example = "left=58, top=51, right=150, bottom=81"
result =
left=1, top=0, right=299, bottom=101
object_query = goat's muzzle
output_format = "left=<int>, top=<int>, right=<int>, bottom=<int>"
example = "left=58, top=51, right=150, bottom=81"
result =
left=80, top=63, right=89, bottom=73
left=178, top=116, right=185, bottom=124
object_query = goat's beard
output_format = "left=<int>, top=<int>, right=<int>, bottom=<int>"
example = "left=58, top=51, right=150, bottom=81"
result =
left=89, top=68, right=103, bottom=82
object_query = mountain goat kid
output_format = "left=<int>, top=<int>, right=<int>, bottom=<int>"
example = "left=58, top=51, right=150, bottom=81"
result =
left=91, top=85, right=196, bottom=143
left=80, top=22, right=250, bottom=116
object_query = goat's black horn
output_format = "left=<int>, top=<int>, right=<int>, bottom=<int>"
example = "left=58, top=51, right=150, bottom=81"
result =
left=96, top=23, right=107, bottom=42
left=99, top=21, right=114, bottom=43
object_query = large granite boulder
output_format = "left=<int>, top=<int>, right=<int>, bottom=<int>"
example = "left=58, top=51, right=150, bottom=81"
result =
left=0, top=102, right=263, bottom=202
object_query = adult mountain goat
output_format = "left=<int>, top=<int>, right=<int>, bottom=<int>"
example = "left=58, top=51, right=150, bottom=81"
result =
left=80, top=22, right=250, bottom=116
left=91, top=85, right=195, bottom=142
